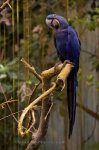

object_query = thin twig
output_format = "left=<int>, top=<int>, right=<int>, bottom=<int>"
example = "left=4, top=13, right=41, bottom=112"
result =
left=0, top=83, right=18, bottom=122
left=21, top=58, right=42, bottom=82
left=0, top=110, right=22, bottom=121
left=0, top=0, right=12, bottom=12
left=29, top=82, right=41, bottom=104
left=0, top=99, right=18, bottom=108
left=0, top=84, right=35, bottom=135
left=44, top=101, right=53, bottom=120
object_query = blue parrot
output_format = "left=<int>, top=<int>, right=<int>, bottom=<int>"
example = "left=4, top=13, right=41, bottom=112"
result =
left=45, top=14, right=80, bottom=138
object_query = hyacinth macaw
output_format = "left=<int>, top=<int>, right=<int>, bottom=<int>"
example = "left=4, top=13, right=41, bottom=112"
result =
left=45, top=14, right=80, bottom=138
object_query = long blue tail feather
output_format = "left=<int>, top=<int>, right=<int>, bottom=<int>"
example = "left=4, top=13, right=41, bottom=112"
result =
left=67, top=69, right=77, bottom=138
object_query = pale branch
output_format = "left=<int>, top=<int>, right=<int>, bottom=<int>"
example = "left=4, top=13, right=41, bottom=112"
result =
left=0, top=99, right=18, bottom=108
left=27, top=82, right=41, bottom=131
left=21, top=58, right=42, bottom=82
left=41, top=64, right=63, bottom=78
left=0, top=83, right=18, bottom=122
left=26, top=77, right=53, bottom=150
left=18, top=82, right=56, bottom=136
left=18, top=58, right=73, bottom=150
left=44, top=101, right=53, bottom=120
left=0, top=110, right=22, bottom=121
left=0, top=0, right=12, bottom=12
left=0, top=83, right=34, bottom=135
left=18, top=62, right=73, bottom=136
left=57, top=63, right=73, bottom=82
left=56, top=63, right=74, bottom=90
left=29, top=82, right=41, bottom=104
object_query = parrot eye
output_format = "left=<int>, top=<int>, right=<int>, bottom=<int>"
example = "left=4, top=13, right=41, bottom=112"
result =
left=51, top=19, right=60, bottom=29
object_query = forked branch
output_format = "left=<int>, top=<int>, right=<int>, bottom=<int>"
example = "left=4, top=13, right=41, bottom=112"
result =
left=0, top=0, right=12, bottom=12
left=18, top=58, right=73, bottom=150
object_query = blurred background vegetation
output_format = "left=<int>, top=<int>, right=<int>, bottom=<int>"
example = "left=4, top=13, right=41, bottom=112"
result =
left=0, top=0, right=99, bottom=150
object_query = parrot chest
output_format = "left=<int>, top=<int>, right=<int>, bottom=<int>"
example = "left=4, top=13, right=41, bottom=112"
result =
left=55, top=31, right=71, bottom=60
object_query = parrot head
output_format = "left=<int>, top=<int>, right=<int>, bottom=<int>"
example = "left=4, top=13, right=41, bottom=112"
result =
left=45, top=14, right=69, bottom=30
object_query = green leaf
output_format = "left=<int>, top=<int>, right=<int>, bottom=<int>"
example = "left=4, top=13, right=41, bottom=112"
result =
left=0, top=74, right=7, bottom=80
left=0, top=64, right=9, bottom=73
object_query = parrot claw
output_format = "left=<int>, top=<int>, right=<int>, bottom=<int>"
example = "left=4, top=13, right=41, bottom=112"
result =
left=63, top=60, right=74, bottom=67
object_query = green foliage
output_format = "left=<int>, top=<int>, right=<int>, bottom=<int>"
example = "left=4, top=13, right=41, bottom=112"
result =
left=85, top=143, right=99, bottom=150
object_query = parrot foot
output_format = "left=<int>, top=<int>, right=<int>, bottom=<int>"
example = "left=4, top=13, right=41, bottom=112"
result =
left=62, top=60, right=74, bottom=68
left=54, top=62, right=61, bottom=71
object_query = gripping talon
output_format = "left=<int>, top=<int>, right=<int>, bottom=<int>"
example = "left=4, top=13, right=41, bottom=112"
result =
left=63, top=60, right=74, bottom=67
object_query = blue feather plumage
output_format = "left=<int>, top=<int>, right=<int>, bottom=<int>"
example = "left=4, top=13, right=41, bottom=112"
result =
left=46, top=14, right=80, bottom=138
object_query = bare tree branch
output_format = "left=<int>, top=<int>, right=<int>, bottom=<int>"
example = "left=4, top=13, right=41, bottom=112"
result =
left=0, top=0, right=12, bottom=12
left=0, top=110, right=22, bottom=121
left=18, top=82, right=56, bottom=136
left=0, top=83, right=18, bottom=122
left=18, top=58, right=73, bottom=150
left=0, top=99, right=18, bottom=108
left=21, top=58, right=42, bottom=82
